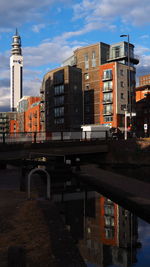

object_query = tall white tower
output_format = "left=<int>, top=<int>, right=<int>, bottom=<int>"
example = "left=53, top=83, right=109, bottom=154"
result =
left=10, top=29, right=23, bottom=111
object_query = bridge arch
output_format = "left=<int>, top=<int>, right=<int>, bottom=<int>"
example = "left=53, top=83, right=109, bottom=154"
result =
left=27, top=168, right=51, bottom=200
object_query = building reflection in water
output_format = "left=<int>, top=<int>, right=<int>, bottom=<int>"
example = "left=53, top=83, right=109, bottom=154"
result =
left=54, top=190, right=139, bottom=267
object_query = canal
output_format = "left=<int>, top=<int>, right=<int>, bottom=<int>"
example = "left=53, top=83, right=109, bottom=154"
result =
left=1, top=163, right=150, bottom=266
left=51, top=185, right=150, bottom=267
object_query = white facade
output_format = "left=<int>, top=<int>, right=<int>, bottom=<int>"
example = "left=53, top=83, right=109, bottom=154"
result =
left=10, top=30, right=23, bottom=111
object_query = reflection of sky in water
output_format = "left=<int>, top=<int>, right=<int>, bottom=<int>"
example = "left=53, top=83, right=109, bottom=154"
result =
left=86, top=218, right=150, bottom=267
left=135, top=218, right=150, bottom=267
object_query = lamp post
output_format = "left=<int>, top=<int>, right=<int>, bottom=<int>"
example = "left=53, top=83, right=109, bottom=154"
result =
left=120, top=34, right=132, bottom=129
left=124, top=109, right=127, bottom=140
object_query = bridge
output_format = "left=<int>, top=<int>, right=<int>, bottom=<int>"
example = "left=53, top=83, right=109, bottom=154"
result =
left=0, top=130, right=150, bottom=224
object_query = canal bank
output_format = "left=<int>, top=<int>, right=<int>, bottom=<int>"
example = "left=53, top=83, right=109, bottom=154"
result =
left=79, top=164, right=150, bottom=224
left=0, top=167, right=86, bottom=267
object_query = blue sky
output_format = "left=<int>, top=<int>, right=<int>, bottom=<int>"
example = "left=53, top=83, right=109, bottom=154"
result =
left=1, top=0, right=150, bottom=111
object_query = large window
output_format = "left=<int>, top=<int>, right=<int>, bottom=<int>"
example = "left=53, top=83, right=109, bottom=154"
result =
left=54, top=107, right=64, bottom=117
left=105, top=228, right=115, bottom=239
left=103, top=92, right=112, bottom=102
left=92, top=51, right=96, bottom=67
left=104, top=216, right=114, bottom=226
left=114, top=46, right=120, bottom=58
left=104, top=116, right=113, bottom=122
left=104, top=205, right=114, bottom=216
left=54, top=85, right=64, bottom=95
left=103, top=69, right=112, bottom=80
left=84, top=53, right=89, bottom=69
left=103, top=104, right=113, bottom=115
left=54, top=118, right=64, bottom=124
left=54, top=96, right=64, bottom=106
left=103, top=81, right=112, bottom=91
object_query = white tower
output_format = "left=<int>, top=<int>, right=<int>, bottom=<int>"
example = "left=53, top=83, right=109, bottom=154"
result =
left=10, top=29, right=23, bottom=111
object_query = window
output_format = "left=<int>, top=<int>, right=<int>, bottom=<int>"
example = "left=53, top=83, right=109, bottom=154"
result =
left=104, top=205, right=114, bottom=215
left=121, top=93, right=124, bottom=99
left=92, top=51, right=96, bottom=67
left=103, top=104, right=113, bottom=115
left=85, top=84, right=90, bottom=91
left=103, top=92, right=112, bottom=102
left=103, top=81, right=112, bottom=91
left=121, top=81, right=124, bottom=88
left=84, top=53, right=89, bottom=69
left=103, top=69, right=112, bottom=80
left=104, top=116, right=112, bottom=122
left=115, top=46, right=120, bottom=58
left=84, top=73, right=89, bottom=80
left=54, top=96, right=64, bottom=106
left=104, top=216, right=114, bottom=226
left=54, top=107, right=64, bottom=117
left=121, top=104, right=126, bottom=111
left=120, top=69, right=124, bottom=76
left=105, top=228, right=115, bottom=239
left=54, top=85, right=64, bottom=95
left=54, top=118, right=64, bottom=124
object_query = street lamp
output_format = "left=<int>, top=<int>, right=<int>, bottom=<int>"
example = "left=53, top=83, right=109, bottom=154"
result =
left=120, top=34, right=132, bottom=129
left=124, top=109, right=127, bottom=140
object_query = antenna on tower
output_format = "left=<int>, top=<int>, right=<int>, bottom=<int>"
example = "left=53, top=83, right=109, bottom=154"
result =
left=15, top=28, right=18, bottom=36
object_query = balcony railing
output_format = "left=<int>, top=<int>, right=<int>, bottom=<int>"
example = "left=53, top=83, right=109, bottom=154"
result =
left=103, top=99, right=113, bottom=104
left=107, top=52, right=139, bottom=64
left=103, top=88, right=113, bottom=92
left=102, top=74, right=112, bottom=81
left=103, top=111, right=113, bottom=116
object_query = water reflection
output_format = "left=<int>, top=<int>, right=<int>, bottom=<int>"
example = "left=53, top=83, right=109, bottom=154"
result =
left=52, top=188, right=142, bottom=267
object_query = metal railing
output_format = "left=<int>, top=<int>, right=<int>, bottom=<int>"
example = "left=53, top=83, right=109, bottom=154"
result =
left=0, top=130, right=111, bottom=144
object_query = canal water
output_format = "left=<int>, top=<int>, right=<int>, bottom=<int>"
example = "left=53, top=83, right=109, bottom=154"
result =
left=52, top=188, right=150, bottom=267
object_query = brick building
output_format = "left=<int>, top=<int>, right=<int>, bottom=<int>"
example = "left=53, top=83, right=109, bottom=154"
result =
left=24, top=101, right=41, bottom=132
left=0, top=112, right=17, bottom=133
left=139, top=74, right=150, bottom=86
left=40, top=65, right=82, bottom=132
left=136, top=85, right=150, bottom=137
left=10, top=96, right=41, bottom=133
left=99, top=62, right=135, bottom=129
left=63, top=41, right=139, bottom=130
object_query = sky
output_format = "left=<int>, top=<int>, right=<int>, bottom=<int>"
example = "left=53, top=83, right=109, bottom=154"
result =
left=1, top=0, right=150, bottom=111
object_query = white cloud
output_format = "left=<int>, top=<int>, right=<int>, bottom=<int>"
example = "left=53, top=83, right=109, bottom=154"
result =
left=32, top=24, right=46, bottom=33
left=23, top=41, right=77, bottom=68
left=139, top=35, right=149, bottom=39
left=73, top=0, right=150, bottom=26
left=23, top=78, right=42, bottom=96
left=135, top=45, right=150, bottom=77
left=0, top=0, right=63, bottom=30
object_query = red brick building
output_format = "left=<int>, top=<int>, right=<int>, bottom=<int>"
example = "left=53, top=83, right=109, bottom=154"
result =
left=99, top=62, right=136, bottom=130
left=63, top=41, right=138, bottom=130
left=139, top=74, right=150, bottom=86
left=25, top=102, right=41, bottom=132
left=10, top=96, right=41, bottom=134
left=136, top=85, right=150, bottom=137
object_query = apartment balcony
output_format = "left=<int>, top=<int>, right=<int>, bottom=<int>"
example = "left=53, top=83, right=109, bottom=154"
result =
left=102, top=74, right=112, bottom=81
left=107, top=52, right=139, bottom=65
left=103, top=99, right=113, bottom=104
left=103, top=111, right=113, bottom=116
left=103, top=88, right=113, bottom=93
